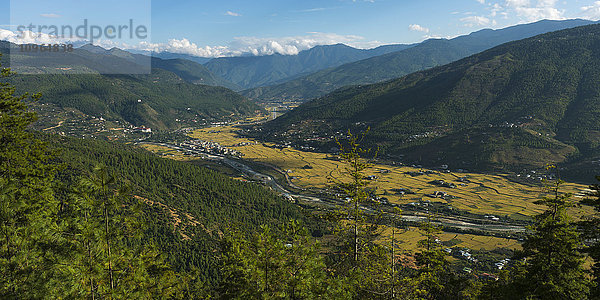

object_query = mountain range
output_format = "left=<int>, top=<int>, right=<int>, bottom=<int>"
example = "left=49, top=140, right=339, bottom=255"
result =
left=245, top=19, right=598, bottom=103
left=260, top=23, right=600, bottom=178
left=204, top=43, right=414, bottom=90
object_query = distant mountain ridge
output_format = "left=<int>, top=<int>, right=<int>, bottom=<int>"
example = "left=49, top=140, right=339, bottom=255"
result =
left=260, top=23, right=600, bottom=178
left=246, top=19, right=598, bottom=103
left=151, top=51, right=213, bottom=65
left=204, top=43, right=414, bottom=89
left=78, top=44, right=239, bottom=89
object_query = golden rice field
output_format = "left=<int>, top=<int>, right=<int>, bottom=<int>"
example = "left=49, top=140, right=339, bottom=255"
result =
left=378, top=226, right=521, bottom=253
left=189, top=125, right=592, bottom=219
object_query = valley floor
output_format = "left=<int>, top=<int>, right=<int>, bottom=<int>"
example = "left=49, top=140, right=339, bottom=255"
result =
left=140, top=123, right=594, bottom=256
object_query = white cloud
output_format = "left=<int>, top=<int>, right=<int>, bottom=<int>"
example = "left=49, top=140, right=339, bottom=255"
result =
left=476, top=0, right=486, bottom=4
left=40, top=13, right=61, bottom=18
left=505, top=0, right=530, bottom=8
left=129, top=32, right=375, bottom=57
left=225, top=11, right=241, bottom=17
left=137, top=38, right=231, bottom=57
left=501, top=0, right=564, bottom=21
left=0, top=28, right=74, bottom=44
left=581, top=1, right=600, bottom=20
left=298, top=8, right=329, bottom=13
left=229, top=32, right=367, bottom=56
left=408, top=24, right=429, bottom=33
left=460, top=16, right=491, bottom=26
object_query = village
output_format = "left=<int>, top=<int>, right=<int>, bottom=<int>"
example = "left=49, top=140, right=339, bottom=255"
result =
left=178, top=139, right=244, bottom=157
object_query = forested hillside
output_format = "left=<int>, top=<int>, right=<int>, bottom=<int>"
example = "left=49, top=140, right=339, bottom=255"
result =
left=246, top=19, right=596, bottom=102
left=0, top=65, right=307, bottom=297
left=0, top=42, right=259, bottom=130
left=261, top=24, right=600, bottom=174
left=46, top=135, right=306, bottom=283
left=10, top=70, right=258, bottom=130
left=151, top=57, right=240, bottom=90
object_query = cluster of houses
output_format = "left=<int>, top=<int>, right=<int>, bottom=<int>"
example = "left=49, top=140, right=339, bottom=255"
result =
left=430, top=180, right=457, bottom=189
left=457, top=249, right=477, bottom=262
left=407, top=131, right=437, bottom=142
left=132, top=126, right=152, bottom=133
left=495, top=258, right=510, bottom=270
left=426, top=191, right=455, bottom=200
left=179, top=140, right=242, bottom=157
left=392, top=188, right=415, bottom=195
left=405, top=170, right=437, bottom=177
left=488, top=115, right=536, bottom=129
left=444, top=248, right=505, bottom=281
left=234, top=142, right=257, bottom=147
left=484, top=215, right=501, bottom=222
left=516, top=170, right=556, bottom=181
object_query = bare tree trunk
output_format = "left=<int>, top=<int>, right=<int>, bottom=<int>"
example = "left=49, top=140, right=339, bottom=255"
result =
left=101, top=179, right=115, bottom=296
left=354, top=198, right=359, bottom=263
left=391, top=226, right=395, bottom=299
left=84, top=210, right=96, bottom=300
left=104, top=204, right=114, bottom=294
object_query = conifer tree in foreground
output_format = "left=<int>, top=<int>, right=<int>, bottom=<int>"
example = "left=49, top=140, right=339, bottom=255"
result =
left=0, top=58, right=60, bottom=298
left=581, top=176, right=600, bottom=298
left=63, top=165, right=182, bottom=299
left=409, top=212, right=451, bottom=299
left=328, top=130, right=404, bottom=298
left=217, top=220, right=349, bottom=299
left=507, top=175, right=590, bottom=299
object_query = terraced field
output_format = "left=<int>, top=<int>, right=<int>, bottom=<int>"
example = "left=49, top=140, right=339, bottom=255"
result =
left=378, top=227, right=521, bottom=253
left=189, top=126, right=591, bottom=219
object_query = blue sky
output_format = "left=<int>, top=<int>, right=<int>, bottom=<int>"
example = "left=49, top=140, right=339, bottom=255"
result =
left=2, top=0, right=600, bottom=57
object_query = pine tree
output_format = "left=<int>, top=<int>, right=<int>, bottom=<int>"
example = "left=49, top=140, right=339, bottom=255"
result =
left=327, top=129, right=402, bottom=298
left=331, top=130, right=373, bottom=265
left=217, top=220, right=348, bottom=299
left=61, top=165, right=182, bottom=299
left=580, top=176, right=600, bottom=298
left=0, top=57, right=60, bottom=298
left=509, top=177, right=590, bottom=299
left=409, top=212, right=451, bottom=300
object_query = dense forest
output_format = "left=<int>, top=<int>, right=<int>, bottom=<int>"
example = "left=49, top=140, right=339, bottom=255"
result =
left=260, top=24, right=600, bottom=175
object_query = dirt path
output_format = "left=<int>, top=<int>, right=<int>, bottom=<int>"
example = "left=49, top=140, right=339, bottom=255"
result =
left=42, top=121, right=64, bottom=131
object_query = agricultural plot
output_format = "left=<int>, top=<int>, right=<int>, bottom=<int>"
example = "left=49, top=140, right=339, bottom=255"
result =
left=378, top=227, right=521, bottom=253
left=139, top=144, right=187, bottom=160
left=189, top=126, right=592, bottom=219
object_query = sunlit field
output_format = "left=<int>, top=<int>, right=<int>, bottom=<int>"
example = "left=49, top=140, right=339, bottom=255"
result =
left=189, top=126, right=591, bottom=219
left=377, top=226, right=521, bottom=253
